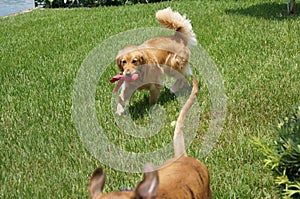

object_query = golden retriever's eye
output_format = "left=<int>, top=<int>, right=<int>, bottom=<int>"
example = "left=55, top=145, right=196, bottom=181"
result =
left=121, top=59, right=126, bottom=65
left=132, top=59, right=138, bottom=64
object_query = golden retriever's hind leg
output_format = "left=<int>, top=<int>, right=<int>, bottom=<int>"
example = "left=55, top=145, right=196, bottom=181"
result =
left=169, top=63, right=192, bottom=93
left=171, top=78, right=189, bottom=93
left=184, top=64, right=193, bottom=76
left=149, top=84, right=162, bottom=105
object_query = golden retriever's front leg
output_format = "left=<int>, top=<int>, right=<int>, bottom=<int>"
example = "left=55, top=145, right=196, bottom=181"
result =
left=149, top=84, right=162, bottom=105
left=116, top=84, right=134, bottom=115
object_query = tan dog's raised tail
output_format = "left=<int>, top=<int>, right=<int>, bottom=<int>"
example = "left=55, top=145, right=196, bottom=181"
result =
left=89, top=78, right=212, bottom=199
left=115, top=7, right=197, bottom=115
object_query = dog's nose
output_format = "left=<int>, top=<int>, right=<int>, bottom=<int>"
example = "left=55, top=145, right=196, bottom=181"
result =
left=125, top=71, right=131, bottom=77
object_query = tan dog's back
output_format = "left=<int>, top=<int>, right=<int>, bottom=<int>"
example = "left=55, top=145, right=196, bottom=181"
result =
left=157, top=156, right=211, bottom=199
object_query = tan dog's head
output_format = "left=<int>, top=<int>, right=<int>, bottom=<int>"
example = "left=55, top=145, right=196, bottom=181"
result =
left=116, top=46, right=146, bottom=78
left=89, top=164, right=158, bottom=199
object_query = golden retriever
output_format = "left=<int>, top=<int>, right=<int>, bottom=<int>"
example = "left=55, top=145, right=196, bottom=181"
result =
left=115, top=7, right=197, bottom=115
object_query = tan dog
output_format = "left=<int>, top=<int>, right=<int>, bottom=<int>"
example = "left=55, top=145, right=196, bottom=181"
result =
left=89, top=78, right=212, bottom=199
left=115, top=7, right=197, bottom=115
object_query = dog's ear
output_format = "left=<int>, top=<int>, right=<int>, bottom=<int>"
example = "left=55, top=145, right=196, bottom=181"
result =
left=89, top=168, right=106, bottom=199
left=139, top=50, right=151, bottom=65
left=135, top=163, right=159, bottom=198
left=139, top=55, right=146, bottom=65
left=116, top=56, right=124, bottom=72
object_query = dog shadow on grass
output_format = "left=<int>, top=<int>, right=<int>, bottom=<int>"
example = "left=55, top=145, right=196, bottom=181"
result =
left=128, top=86, right=192, bottom=121
left=226, top=2, right=299, bottom=20
left=128, top=87, right=176, bottom=121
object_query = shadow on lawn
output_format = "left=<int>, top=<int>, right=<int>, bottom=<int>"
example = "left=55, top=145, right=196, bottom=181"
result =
left=128, top=88, right=177, bottom=121
left=226, top=2, right=299, bottom=20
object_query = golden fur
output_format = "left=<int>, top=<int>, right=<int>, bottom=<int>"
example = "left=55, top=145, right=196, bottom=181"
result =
left=89, top=78, right=212, bottom=199
left=115, top=7, right=197, bottom=115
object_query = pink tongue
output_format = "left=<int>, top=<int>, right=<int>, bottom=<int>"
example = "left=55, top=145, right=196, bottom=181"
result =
left=113, top=79, right=124, bottom=93
left=124, top=73, right=139, bottom=82
left=113, top=74, right=139, bottom=93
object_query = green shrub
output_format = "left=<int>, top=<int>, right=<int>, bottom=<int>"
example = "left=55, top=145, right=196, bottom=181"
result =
left=253, top=106, right=300, bottom=198
left=35, top=0, right=169, bottom=7
left=35, top=0, right=99, bottom=8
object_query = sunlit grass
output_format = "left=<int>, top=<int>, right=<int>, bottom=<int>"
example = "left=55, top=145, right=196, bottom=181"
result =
left=1, top=0, right=299, bottom=198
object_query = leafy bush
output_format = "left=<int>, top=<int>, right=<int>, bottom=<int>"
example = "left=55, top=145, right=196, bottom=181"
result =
left=35, top=0, right=168, bottom=7
left=99, top=0, right=167, bottom=6
left=253, top=106, right=300, bottom=198
left=35, top=0, right=99, bottom=8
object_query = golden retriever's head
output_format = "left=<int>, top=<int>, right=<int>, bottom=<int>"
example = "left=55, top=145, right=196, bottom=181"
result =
left=116, top=46, right=146, bottom=77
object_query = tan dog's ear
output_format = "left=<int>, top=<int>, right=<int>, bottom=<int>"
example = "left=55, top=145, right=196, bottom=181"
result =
left=116, top=56, right=124, bottom=72
left=89, top=168, right=106, bottom=199
left=135, top=163, right=159, bottom=198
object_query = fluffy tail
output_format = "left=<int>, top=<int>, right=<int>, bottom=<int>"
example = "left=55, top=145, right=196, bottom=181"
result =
left=156, top=7, right=197, bottom=47
left=173, top=78, right=199, bottom=158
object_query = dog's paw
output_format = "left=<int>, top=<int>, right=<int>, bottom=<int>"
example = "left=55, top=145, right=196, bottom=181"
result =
left=116, top=104, right=125, bottom=116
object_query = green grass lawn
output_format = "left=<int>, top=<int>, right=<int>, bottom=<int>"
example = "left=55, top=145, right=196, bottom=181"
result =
left=1, top=0, right=299, bottom=198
